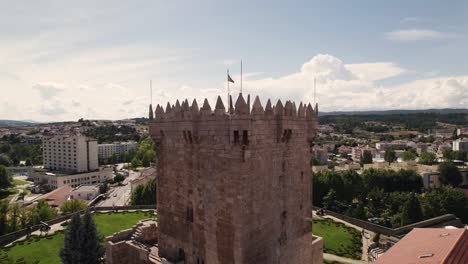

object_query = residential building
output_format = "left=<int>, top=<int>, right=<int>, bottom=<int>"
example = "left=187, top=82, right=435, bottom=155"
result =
left=430, top=128, right=454, bottom=138
left=375, top=142, right=407, bottom=151
left=416, top=143, right=429, bottom=154
left=98, top=141, right=138, bottom=161
left=352, top=145, right=376, bottom=161
left=43, top=134, right=98, bottom=173
left=374, top=228, right=468, bottom=264
left=312, top=147, right=328, bottom=164
left=456, top=127, right=468, bottom=136
left=453, top=139, right=468, bottom=152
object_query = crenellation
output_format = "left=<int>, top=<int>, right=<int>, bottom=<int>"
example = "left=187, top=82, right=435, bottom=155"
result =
left=234, top=93, right=249, bottom=115
left=265, top=99, right=273, bottom=116
left=274, top=100, right=283, bottom=116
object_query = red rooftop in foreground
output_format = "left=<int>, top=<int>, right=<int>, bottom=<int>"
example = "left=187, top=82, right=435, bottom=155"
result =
left=375, top=228, right=468, bottom=264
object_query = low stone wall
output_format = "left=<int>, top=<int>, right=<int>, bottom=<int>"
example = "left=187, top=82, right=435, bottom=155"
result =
left=311, top=235, right=324, bottom=264
left=0, top=206, right=156, bottom=247
left=313, top=206, right=461, bottom=236
left=106, top=240, right=152, bottom=264
left=106, top=219, right=158, bottom=264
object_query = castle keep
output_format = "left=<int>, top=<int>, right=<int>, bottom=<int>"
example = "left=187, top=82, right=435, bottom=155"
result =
left=149, top=94, right=318, bottom=264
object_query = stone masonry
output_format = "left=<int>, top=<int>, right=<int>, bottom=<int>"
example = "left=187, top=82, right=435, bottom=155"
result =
left=149, top=94, right=318, bottom=264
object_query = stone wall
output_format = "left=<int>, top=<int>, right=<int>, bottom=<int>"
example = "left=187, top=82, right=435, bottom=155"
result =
left=150, top=94, right=319, bottom=264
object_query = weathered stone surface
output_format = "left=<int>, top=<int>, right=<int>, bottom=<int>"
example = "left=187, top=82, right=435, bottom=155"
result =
left=150, top=94, right=319, bottom=264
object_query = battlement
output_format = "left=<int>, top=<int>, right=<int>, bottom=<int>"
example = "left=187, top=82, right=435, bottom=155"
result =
left=149, top=93, right=318, bottom=144
left=150, top=93, right=318, bottom=121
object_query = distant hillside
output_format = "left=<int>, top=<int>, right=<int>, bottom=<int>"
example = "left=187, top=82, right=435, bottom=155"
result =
left=0, top=120, right=40, bottom=127
left=319, top=108, right=468, bottom=116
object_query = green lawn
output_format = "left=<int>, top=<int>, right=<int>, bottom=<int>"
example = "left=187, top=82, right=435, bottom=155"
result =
left=2, top=211, right=155, bottom=264
left=13, top=179, right=30, bottom=186
left=313, top=218, right=362, bottom=260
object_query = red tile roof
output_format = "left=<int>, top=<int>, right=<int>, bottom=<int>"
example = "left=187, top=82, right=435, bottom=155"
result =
left=39, top=185, right=74, bottom=207
left=375, top=228, right=468, bottom=264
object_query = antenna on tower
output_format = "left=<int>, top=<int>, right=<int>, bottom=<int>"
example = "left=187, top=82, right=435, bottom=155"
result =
left=313, top=77, right=316, bottom=105
left=150, top=80, right=153, bottom=106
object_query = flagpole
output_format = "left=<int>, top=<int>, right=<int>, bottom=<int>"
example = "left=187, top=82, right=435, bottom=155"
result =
left=150, top=80, right=153, bottom=106
left=240, top=60, right=243, bottom=94
left=227, top=69, right=230, bottom=107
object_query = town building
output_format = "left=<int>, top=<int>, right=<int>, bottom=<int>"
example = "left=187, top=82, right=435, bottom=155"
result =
left=351, top=145, right=376, bottom=161
left=69, top=185, right=100, bottom=200
left=31, top=166, right=113, bottom=189
left=374, top=228, right=468, bottom=264
left=375, top=141, right=407, bottom=151
left=312, top=147, right=328, bottom=164
left=43, top=134, right=98, bottom=173
left=98, top=141, right=138, bottom=161
left=453, top=139, right=468, bottom=152
left=149, top=94, right=323, bottom=264
left=430, top=128, right=454, bottom=138
left=456, top=127, right=468, bottom=136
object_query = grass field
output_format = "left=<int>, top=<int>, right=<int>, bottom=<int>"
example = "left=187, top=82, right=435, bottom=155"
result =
left=313, top=218, right=362, bottom=260
left=2, top=211, right=155, bottom=264
left=13, top=179, right=30, bottom=186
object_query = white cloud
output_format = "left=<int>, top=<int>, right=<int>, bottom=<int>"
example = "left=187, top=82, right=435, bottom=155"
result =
left=385, top=29, right=448, bottom=41
left=241, top=54, right=468, bottom=112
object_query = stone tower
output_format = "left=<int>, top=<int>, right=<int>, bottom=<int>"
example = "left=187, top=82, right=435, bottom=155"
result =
left=149, top=94, right=318, bottom=264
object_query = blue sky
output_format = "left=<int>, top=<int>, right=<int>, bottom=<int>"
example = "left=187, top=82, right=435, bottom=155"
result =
left=1, top=0, right=468, bottom=121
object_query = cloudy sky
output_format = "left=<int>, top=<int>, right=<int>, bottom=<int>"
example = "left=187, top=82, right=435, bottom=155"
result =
left=1, top=0, right=468, bottom=122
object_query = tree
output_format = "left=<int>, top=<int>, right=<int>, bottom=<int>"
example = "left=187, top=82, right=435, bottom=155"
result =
left=142, top=150, right=155, bottom=167
left=0, top=165, right=13, bottom=189
left=130, top=177, right=157, bottom=205
left=79, top=210, right=104, bottom=264
left=60, top=200, right=87, bottom=215
left=25, top=158, right=33, bottom=166
left=438, top=162, right=462, bottom=187
left=384, top=149, right=397, bottom=164
left=114, top=173, right=125, bottom=183
left=60, top=213, right=82, bottom=264
left=361, top=150, right=373, bottom=164
left=418, top=152, right=437, bottom=165
left=99, top=182, right=108, bottom=194
left=0, top=200, right=8, bottom=235
left=401, top=150, right=417, bottom=161
left=0, top=154, right=12, bottom=167
left=60, top=210, right=104, bottom=264
left=443, top=149, right=456, bottom=161
left=401, top=193, right=423, bottom=226
left=28, top=200, right=57, bottom=226
left=131, top=157, right=142, bottom=169
left=322, top=189, right=339, bottom=211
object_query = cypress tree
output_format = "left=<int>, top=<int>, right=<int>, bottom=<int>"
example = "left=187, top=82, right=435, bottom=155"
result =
left=60, top=212, right=82, bottom=264
left=79, top=210, right=104, bottom=264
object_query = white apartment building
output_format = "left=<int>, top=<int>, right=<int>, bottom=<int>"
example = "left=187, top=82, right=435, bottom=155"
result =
left=43, top=134, right=98, bottom=173
left=31, top=166, right=113, bottom=189
left=375, top=142, right=408, bottom=151
left=98, top=141, right=138, bottom=160
left=453, top=139, right=468, bottom=152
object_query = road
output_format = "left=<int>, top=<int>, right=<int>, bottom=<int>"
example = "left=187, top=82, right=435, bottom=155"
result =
left=97, top=170, right=140, bottom=207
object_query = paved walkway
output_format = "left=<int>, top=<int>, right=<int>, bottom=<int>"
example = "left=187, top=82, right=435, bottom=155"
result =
left=324, top=253, right=367, bottom=264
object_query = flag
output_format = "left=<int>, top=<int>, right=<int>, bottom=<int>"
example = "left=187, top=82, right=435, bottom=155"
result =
left=228, top=74, right=235, bottom=83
